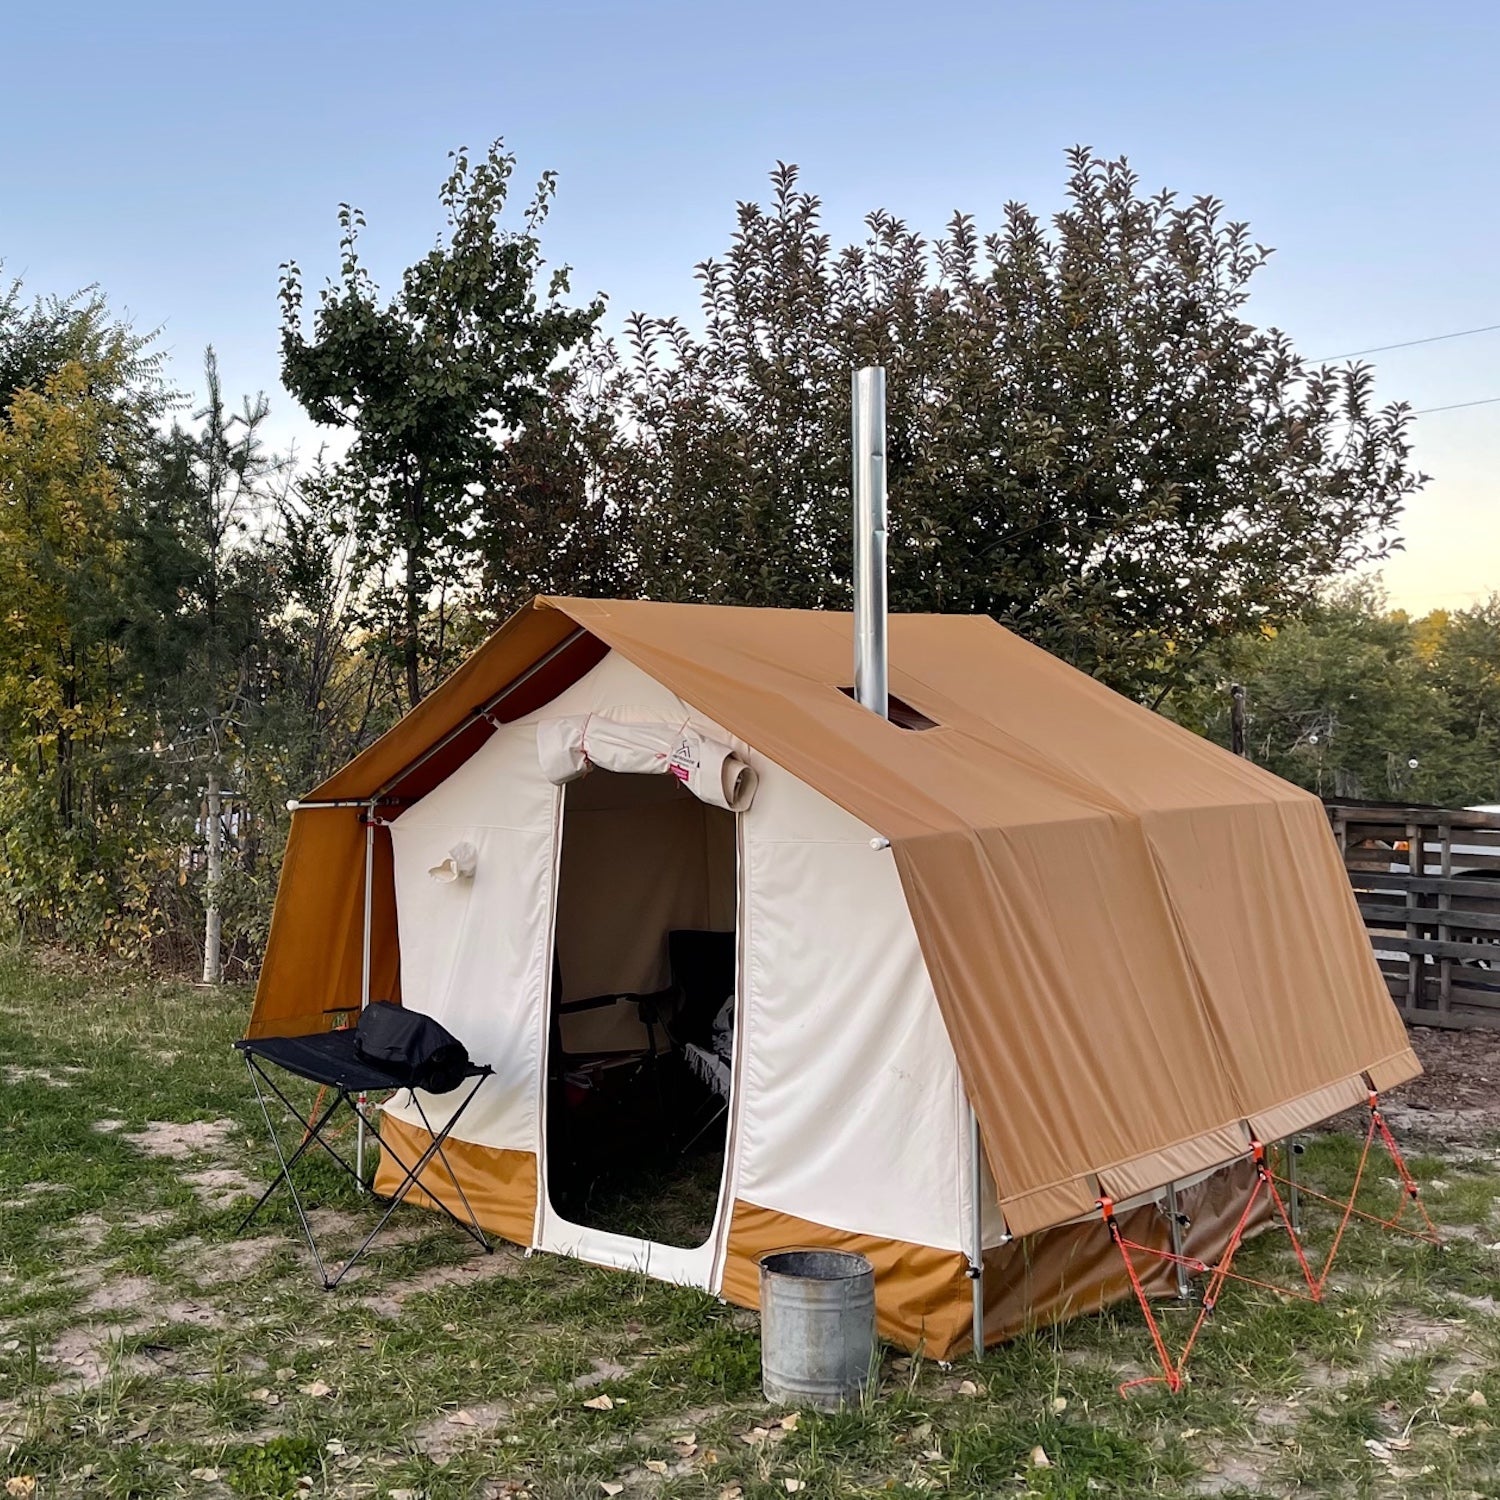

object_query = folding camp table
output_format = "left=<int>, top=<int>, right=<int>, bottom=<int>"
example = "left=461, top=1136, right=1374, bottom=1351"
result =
left=234, top=1030, right=493, bottom=1289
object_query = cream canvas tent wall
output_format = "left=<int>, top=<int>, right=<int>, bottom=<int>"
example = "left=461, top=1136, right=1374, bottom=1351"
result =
left=247, top=597, right=1419, bottom=1358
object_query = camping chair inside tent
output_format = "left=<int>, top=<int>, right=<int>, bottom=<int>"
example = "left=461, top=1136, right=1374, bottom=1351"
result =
left=666, top=929, right=737, bottom=1150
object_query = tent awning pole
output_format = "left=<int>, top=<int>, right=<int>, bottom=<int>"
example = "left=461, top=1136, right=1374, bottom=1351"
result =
left=283, top=626, right=591, bottom=815
left=968, top=1100, right=985, bottom=1356
left=355, top=800, right=375, bottom=1189
left=285, top=797, right=391, bottom=811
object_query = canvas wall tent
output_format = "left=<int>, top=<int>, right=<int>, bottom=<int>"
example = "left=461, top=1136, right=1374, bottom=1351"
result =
left=247, top=596, right=1419, bottom=1357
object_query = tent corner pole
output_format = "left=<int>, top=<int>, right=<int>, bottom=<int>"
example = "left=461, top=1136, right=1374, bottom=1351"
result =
left=1167, top=1181, right=1192, bottom=1299
left=355, top=799, right=376, bottom=1189
left=968, top=1100, right=985, bottom=1358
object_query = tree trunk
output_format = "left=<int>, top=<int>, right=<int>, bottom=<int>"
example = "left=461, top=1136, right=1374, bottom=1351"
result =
left=1230, top=683, right=1247, bottom=758
left=202, top=770, right=223, bottom=984
left=404, top=590, right=421, bottom=710
left=403, top=475, right=423, bottom=710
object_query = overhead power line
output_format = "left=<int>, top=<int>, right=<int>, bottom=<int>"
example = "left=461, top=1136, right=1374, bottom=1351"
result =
left=1315, top=322, right=1500, bottom=362
left=1411, top=395, right=1500, bottom=415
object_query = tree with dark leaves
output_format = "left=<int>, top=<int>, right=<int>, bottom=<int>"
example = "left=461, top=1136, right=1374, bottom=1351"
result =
left=279, top=142, right=602, bottom=707
left=596, top=150, right=1422, bottom=703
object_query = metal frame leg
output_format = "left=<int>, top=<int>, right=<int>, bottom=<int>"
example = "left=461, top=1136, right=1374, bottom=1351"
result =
left=1166, top=1181, right=1193, bottom=1300
left=326, top=1079, right=492, bottom=1288
left=238, top=1049, right=494, bottom=1290
left=238, top=1057, right=364, bottom=1214
left=241, top=1055, right=336, bottom=1286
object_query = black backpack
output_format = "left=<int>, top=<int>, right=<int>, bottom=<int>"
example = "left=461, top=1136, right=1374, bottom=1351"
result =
left=354, top=1001, right=471, bottom=1094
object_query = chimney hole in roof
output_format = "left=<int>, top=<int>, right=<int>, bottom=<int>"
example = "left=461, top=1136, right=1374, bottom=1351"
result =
left=837, top=686, right=939, bottom=732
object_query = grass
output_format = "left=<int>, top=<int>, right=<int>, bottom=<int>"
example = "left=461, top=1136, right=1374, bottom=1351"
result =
left=3, top=947, right=1500, bottom=1498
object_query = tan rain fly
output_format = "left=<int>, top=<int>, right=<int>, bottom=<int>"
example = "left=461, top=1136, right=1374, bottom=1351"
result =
left=249, top=597, right=1417, bottom=1240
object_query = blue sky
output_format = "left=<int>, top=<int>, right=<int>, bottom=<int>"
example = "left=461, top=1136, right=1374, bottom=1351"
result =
left=4, top=0, right=1495, bottom=611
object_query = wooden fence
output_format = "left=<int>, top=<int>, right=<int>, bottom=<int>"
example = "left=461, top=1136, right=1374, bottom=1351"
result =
left=1325, top=801, right=1500, bottom=1030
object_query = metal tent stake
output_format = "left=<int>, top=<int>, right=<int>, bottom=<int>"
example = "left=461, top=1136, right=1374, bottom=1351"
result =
left=1167, top=1181, right=1192, bottom=1299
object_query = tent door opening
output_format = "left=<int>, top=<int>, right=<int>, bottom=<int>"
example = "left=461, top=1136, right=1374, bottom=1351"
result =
left=541, top=766, right=738, bottom=1272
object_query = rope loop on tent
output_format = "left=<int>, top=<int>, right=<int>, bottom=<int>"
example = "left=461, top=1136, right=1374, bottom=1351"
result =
left=1103, top=1099, right=1440, bottom=1396
left=1101, top=1165, right=1278, bottom=1396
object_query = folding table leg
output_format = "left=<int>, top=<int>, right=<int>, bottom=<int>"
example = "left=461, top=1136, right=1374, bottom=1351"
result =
left=410, top=1090, right=491, bottom=1249
left=236, top=1059, right=361, bottom=1230
left=323, top=1079, right=492, bottom=1289
left=242, top=1055, right=332, bottom=1286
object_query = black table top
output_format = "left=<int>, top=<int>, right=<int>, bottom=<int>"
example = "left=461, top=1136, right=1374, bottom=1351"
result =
left=235, top=1030, right=490, bottom=1094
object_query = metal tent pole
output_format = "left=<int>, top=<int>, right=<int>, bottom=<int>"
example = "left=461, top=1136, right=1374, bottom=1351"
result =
left=355, top=801, right=375, bottom=1188
left=1287, top=1137, right=1302, bottom=1234
left=968, top=1102, right=986, bottom=1356
left=851, top=366, right=889, bottom=719
left=1166, top=1181, right=1192, bottom=1299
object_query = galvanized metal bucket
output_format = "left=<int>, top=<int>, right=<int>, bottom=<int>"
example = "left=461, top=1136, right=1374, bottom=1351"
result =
left=758, top=1249, right=876, bottom=1410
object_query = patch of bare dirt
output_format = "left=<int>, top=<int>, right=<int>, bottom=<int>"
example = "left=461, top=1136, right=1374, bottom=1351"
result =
left=123, top=1118, right=235, bottom=1160
left=0, top=1399, right=24, bottom=1441
left=414, top=1400, right=514, bottom=1463
left=57, top=1214, right=111, bottom=1251
left=182, top=1166, right=258, bottom=1209
left=180, top=1234, right=285, bottom=1285
left=0, top=1181, right=65, bottom=1209
left=80, top=1275, right=157, bottom=1314
left=1381, top=1027, right=1500, bottom=1149
left=45, top=1325, right=157, bottom=1387
left=1250, top=1398, right=1302, bottom=1429
left=358, top=1246, right=526, bottom=1318
left=122, top=1208, right=178, bottom=1231
left=1189, top=1449, right=1279, bottom=1496
left=306, top=1207, right=359, bottom=1237
left=44, top=1288, right=229, bottom=1388
left=53, top=1207, right=178, bottom=1251
left=154, top=1297, right=225, bottom=1329
left=573, top=1357, right=634, bottom=1390
left=2, top=1064, right=73, bottom=1087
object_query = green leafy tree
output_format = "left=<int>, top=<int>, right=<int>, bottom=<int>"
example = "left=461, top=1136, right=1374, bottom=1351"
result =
left=1429, top=599, right=1500, bottom=798
left=279, top=141, right=603, bottom=708
left=471, top=354, right=631, bottom=620
left=595, top=152, right=1423, bottom=701
left=0, top=273, right=164, bottom=410
left=0, top=355, right=168, bottom=951
left=1172, top=583, right=1500, bottom=805
left=127, top=349, right=284, bottom=979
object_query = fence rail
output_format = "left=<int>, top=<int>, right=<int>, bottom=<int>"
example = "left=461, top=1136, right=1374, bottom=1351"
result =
left=1325, top=801, right=1500, bottom=1031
